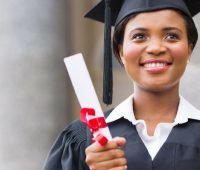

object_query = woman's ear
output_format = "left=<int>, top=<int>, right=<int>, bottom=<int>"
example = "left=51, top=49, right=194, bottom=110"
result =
left=118, top=45, right=125, bottom=65
left=188, top=43, right=193, bottom=61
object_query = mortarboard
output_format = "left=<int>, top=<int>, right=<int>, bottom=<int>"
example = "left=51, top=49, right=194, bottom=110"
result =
left=85, top=0, right=200, bottom=105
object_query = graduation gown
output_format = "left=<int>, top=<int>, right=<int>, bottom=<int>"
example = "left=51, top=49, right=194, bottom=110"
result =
left=43, top=120, right=90, bottom=170
left=43, top=115, right=200, bottom=170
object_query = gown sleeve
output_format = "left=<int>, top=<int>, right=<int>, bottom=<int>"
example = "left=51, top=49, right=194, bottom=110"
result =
left=43, top=120, right=90, bottom=170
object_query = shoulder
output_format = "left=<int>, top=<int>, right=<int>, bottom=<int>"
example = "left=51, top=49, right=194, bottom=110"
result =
left=43, top=110, right=113, bottom=170
left=58, top=119, right=88, bottom=150
left=63, top=119, right=87, bottom=137
left=43, top=120, right=90, bottom=170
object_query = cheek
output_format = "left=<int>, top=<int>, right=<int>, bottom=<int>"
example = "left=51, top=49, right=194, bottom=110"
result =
left=121, top=44, right=144, bottom=63
left=169, top=43, right=190, bottom=62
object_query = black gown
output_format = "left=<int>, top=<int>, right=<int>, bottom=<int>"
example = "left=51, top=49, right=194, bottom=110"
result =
left=43, top=116, right=200, bottom=170
left=43, top=120, right=90, bottom=170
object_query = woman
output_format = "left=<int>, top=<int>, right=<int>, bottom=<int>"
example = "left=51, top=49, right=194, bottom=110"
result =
left=43, top=0, right=200, bottom=170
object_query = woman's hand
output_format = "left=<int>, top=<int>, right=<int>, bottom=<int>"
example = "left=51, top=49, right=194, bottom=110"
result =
left=85, top=137, right=127, bottom=170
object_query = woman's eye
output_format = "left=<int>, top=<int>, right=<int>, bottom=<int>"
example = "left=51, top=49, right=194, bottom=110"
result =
left=165, top=33, right=180, bottom=41
left=131, top=33, right=146, bottom=41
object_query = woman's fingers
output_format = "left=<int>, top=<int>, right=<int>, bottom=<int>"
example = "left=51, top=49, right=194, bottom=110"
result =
left=112, top=137, right=126, bottom=147
left=86, top=137, right=126, bottom=152
left=86, top=147, right=125, bottom=162
left=109, top=165, right=128, bottom=170
left=85, top=137, right=127, bottom=170
left=89, top=158, right=127, bottom=170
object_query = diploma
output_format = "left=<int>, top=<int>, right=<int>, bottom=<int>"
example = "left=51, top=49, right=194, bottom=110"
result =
left=64, top=53, right=112, bottom=145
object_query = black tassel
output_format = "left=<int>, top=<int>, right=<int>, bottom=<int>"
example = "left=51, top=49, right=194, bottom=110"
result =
left=103, top=0, right=113, bottom=105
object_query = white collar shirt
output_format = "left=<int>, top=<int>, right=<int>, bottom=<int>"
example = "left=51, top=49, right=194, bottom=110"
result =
left=106, top=94, right=200, bottom=160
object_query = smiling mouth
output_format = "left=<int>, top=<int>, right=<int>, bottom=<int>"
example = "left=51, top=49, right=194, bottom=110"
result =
left=143, top=62, right=170, bottom=68
left=140, top=60, right=172, bottom=73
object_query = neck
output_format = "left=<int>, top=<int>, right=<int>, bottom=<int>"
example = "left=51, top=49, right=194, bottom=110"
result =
left=133, top=85, right=180, bottom=122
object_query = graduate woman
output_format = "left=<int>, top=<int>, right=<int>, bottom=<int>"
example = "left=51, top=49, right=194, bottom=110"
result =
left=43, top=0, right=200, bottom=170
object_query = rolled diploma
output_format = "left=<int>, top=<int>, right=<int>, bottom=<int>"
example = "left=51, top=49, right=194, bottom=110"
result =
left=64, top=53, right=112, bottom=141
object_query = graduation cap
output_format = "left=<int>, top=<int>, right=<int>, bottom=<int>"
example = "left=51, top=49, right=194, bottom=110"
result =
left=85, top=0, right=200, bottom=105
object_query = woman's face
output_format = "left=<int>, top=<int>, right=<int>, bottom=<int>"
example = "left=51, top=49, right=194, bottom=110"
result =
left=119, top=9, right=192, bottom=92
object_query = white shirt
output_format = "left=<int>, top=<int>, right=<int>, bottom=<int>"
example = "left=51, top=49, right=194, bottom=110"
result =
left=106, top=94, right=200, bottom=160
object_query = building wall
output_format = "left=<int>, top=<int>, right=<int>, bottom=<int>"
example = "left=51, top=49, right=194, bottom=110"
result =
left=0, top=0, right=74, bottom=169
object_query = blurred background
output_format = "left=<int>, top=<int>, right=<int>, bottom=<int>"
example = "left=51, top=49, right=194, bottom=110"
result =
left=0, top=0, right=199, bottom=169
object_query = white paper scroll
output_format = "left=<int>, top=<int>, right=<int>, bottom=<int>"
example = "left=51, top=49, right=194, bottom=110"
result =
left=64, top=53, right=112, bottom=141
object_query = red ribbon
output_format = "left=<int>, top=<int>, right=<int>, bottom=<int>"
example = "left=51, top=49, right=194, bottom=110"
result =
left=80, top=108, right=108, bottom=145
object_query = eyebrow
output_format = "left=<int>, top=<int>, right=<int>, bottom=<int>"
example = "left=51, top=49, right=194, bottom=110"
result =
left=128, top=26, right=183, bottom=34
left=129, top=27, right=148, bottom=32
left=128, top=28, right=148, bottom=37
left=162, top=27, right=183, bottom=33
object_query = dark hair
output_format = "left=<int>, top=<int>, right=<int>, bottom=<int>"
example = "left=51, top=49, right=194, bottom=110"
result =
left=112, top=10, right=198, bottom=65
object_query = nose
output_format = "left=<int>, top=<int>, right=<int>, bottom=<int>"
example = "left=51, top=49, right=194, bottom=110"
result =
left=146, top=38, right=166, bottom=56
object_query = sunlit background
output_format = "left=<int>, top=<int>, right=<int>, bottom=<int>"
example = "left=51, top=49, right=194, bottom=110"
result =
left=0, top=0, right=199, bottom=169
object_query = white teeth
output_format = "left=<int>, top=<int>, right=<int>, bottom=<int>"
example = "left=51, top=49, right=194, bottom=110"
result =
left=144, top=63, right=166, bottom=68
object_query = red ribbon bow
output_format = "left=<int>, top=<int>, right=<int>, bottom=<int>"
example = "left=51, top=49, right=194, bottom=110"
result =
left=80, top=108, right=108, bottom=145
